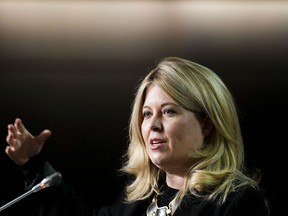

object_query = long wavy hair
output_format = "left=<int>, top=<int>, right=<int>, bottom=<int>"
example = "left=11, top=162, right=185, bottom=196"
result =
left=120, top=57, right=259, bottom=205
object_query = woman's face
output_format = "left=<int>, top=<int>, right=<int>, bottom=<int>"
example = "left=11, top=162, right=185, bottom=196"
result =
left=141, top=84, right=207, bottom=175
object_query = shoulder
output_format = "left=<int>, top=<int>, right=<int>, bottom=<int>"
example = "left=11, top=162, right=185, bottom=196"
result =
left=224, top=185, right=270, bottom=216
left=98, top=190, right=150, bottom=216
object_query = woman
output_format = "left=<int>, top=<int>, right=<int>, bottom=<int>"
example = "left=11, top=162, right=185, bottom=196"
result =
left=5, top=57, right=269, bottom=215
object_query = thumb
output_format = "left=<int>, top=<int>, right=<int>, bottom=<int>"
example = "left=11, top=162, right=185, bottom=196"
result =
left=36, top=129, right=52, bottom=145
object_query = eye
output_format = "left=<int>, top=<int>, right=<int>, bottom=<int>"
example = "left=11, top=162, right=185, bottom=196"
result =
left=163, top=108, right=176, bottom=116
left=143, top=111, right=152, bottom=119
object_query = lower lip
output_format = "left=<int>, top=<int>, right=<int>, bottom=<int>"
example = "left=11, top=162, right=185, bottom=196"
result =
left=150, top=143, right=165, bottom=150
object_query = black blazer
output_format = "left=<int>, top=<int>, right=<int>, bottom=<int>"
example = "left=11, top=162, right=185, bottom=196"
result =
left=0, top=153, right=269, bottom=216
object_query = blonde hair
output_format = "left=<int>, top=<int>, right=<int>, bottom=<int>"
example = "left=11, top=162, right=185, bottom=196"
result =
left=121, top=57, right=258, bottom=205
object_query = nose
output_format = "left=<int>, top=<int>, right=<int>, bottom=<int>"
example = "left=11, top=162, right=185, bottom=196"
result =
left=150, top=116, right=162, bottom=131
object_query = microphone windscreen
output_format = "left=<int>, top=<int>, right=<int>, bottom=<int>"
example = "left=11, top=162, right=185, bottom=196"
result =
left=41, top=172, right=62, bottom=188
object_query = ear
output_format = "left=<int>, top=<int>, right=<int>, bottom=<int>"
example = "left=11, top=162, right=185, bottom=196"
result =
left=201, top=117, right=213, bottom=138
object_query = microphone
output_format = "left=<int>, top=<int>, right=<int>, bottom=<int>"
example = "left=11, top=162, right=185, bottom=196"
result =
left=31, top=172, right=62, bottom=192
left=0, top=172, right=62, bottom=212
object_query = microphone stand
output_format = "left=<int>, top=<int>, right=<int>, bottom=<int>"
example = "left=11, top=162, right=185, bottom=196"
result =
left=0, top=172, right=62, bottom=212
left=0, top=189, right=35, bottom=212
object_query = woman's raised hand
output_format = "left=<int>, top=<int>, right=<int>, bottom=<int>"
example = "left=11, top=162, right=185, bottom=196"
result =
left=6, top=118, right=52, bottom=165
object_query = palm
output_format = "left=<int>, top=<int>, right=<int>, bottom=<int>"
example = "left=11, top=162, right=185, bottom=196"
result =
left=6, top=118, right=51, bottom=165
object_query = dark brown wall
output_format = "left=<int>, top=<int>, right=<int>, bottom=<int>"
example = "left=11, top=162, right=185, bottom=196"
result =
left=0, top=1, right=287, bottom=215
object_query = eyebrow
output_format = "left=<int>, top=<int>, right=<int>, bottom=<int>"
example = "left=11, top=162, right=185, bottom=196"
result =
left=142, top=102, right=179, bottom=110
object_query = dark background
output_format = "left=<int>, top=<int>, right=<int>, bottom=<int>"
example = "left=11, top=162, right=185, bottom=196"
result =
left=0, top=1, right=287, bottom=215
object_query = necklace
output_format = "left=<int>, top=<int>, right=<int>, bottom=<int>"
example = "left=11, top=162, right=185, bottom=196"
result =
left=146, top=193, right=179, bottom=216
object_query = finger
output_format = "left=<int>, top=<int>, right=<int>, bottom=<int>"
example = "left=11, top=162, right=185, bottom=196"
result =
left=6, top=134, right=13, bottom=145
left=8, top=124, right=17, bottom=135
left=5, top=146, right=17, bottom=162
left=6, top=136, right=19, bottom=151
left=36, top=129, right=52, bottom=145
left=5, top=146, right=28, bottom=165
left=5, top=145, right=15, bottom=155
left=14, top=118, right=27, bottom=134
left=6, top=126, right=17, bottom=144
left=7, top=124, right=22, bottom=145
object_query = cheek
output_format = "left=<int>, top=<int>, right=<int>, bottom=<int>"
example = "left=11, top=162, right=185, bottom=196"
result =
left=165, top=122, right=183, bottom=141
left=141, top=123, right=148, bottom=142
left=168, top=121, right=204, bottom=148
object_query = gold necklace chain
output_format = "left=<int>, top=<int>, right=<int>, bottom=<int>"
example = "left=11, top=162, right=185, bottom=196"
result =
left=146, top=193, right=179, bottom=216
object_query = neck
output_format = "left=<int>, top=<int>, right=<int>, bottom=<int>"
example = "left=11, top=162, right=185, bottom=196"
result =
left=165, top=173, right=184, bottom=189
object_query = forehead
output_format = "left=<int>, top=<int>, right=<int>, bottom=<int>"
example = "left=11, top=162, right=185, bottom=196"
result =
left=143, top=84, right=174, bottom=105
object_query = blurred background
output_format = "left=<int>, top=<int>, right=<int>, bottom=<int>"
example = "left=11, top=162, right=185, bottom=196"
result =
left=0, top=0, right=287, bottom=215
